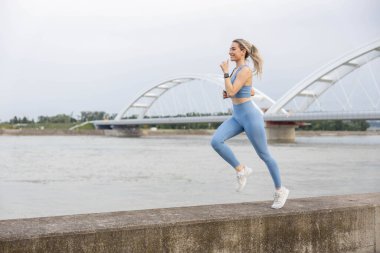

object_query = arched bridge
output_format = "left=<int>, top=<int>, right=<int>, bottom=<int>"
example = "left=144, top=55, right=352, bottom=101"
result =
left=266, top=39, right=380, bottom=121
left=115, top=74, right=278, bottom=121
left=91, top=39, right=380, bottom=129
left=93, top=74, right=279, bottom=128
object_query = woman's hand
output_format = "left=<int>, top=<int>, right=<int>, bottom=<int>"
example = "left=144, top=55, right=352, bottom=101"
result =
left=220, top=59, right=229, bottom=74
left=251, top=88, right=255, bottom=96
left=223, top=90, right=229, bottom=99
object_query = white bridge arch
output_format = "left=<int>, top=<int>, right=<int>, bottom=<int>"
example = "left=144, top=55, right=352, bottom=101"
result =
left=266, top=39, right=380, bottom=116
left=115, top=74, right=276, bottom=120
left=86, top=39, right=380, bottom=131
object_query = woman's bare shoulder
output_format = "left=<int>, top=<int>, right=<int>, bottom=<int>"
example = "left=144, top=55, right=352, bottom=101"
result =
left=238, top=66, right=253, bottom=78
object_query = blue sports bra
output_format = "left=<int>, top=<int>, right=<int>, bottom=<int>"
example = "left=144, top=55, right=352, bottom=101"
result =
left=230, top=65, right=252, bottom=98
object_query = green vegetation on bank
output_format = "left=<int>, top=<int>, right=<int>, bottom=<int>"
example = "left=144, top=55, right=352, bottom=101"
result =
left=1, top=112, right=372, bottom=131
left=150, top=122, right=222, bottom=130
left=298, top=120, right=369, bottom=131
left=134, top=113, right=371, bottom=131
left=147, top=119, right=370, bottom=131
left=0, top=111, right=111, bottom=130
left=139, top=112, right=227, bottom=130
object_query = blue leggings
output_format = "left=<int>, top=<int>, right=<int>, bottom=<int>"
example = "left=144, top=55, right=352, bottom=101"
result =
left=210, top=100, right=282, bottom=188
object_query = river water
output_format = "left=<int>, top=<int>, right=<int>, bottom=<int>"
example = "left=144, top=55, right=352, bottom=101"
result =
left=0, top=134, right=379, bottom=220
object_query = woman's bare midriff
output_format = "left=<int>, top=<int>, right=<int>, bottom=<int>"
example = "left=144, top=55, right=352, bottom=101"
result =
left=231, top=96, right=252, bottom=105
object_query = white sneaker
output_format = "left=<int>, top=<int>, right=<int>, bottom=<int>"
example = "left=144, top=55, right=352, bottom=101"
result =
left=271, top=187, right=290, bottom=209
left=236, top=166, right=253, bottom=192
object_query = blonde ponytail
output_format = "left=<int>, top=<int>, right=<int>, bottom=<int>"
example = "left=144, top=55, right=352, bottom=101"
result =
left=233, top=39, right=263, bottom=78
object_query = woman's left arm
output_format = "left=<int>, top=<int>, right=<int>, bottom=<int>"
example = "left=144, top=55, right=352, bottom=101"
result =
left=220, top=60, right=250, bottom=97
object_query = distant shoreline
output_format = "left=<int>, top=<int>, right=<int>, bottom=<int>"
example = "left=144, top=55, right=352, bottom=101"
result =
left=1, top=128, right=380, bottom=137
left=295, top=130, right=380, bottom=136
left=0, top=129, right=105, bottom=136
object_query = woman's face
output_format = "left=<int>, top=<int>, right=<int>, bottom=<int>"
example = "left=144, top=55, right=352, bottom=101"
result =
left=229, top=42, right=246, bottom=62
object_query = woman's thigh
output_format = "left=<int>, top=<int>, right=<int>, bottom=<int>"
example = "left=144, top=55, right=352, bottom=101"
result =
left=212, top=117, right=244, bottom=142
left=241, top=111, right=268, bottom=152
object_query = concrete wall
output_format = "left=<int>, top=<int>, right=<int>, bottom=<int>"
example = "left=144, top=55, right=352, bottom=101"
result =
left=265, top=124, right=296, bottom=143
left=0, top=193, right=379, bottom=253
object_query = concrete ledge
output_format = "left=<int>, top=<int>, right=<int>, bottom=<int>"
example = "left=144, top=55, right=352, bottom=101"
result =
left=0, top=193, right=379, bottom=253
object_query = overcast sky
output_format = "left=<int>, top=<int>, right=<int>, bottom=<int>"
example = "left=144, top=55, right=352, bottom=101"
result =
left=1, top=0, right=379, bottom=121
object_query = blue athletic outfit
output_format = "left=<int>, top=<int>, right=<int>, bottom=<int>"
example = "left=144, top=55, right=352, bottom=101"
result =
left=210, top=65, right=282, bottom=188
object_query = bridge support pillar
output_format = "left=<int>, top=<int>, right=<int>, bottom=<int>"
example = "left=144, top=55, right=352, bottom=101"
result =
left=265, top=121, right=297, bottom=143
left=104, top=126, right=143, bottom=137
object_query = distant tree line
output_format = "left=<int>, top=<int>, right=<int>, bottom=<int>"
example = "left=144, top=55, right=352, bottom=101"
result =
left=3, top=112, right=371, bottom=131
left=153, top=122, right=221, bottom=130
left=37, top=114, right=77, bottom=124
left=155, top=119, right=369, bottom=131
left=9, top=116, right=35, bottom=124
left=4, top=111, right=117, bottom=125
left=124, top=113, right=370, bottom=131
left=298, top=120, right=369, bottom=131
left=135, top=112, right=230, bottom=129
left=79, top=111, right=117, bottom=122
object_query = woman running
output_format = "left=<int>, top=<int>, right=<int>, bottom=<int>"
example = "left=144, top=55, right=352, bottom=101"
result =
left=210, top=38, right=289, bottom=209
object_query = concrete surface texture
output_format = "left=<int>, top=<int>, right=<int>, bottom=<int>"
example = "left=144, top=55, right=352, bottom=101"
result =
left=0, top=192, right=379, bottom=252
